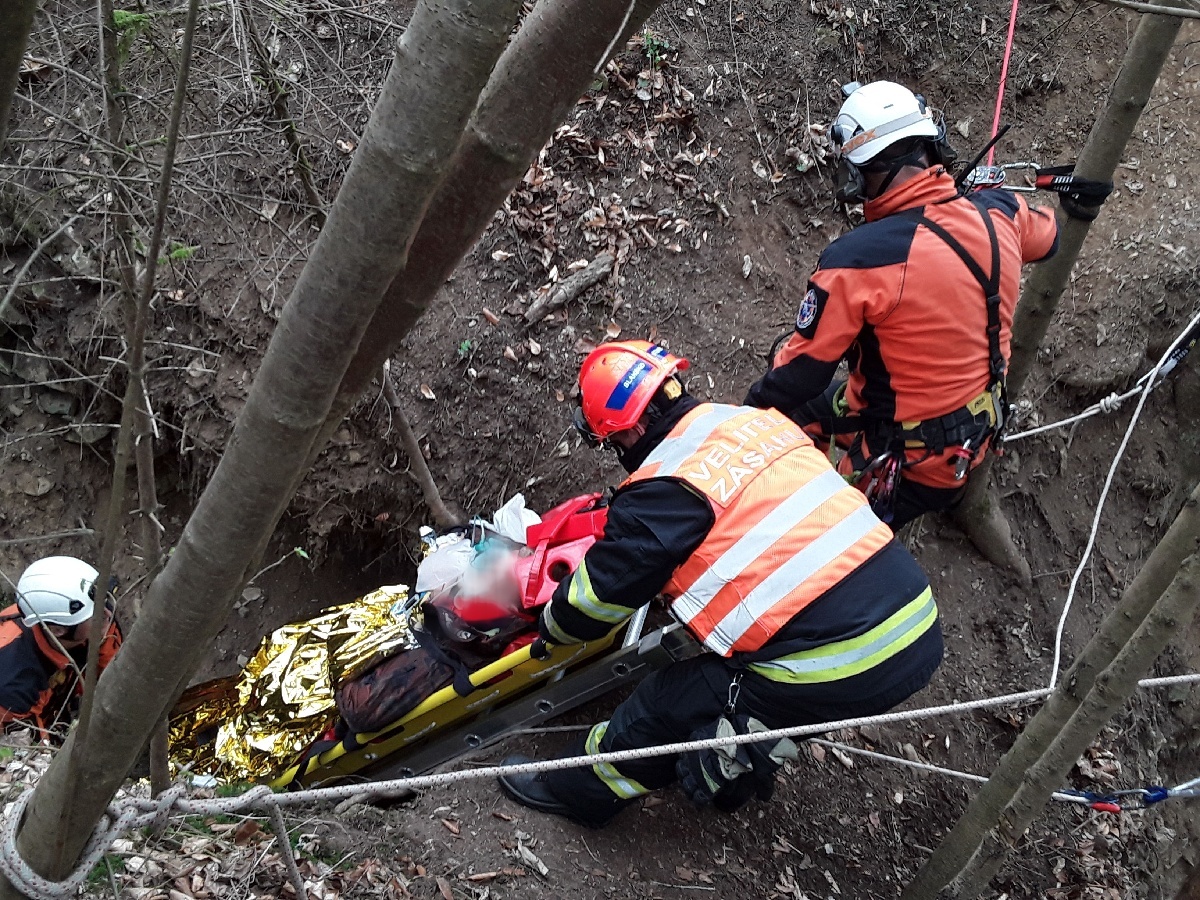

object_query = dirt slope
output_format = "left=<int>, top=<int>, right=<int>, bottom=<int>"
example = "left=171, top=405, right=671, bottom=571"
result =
left=2, top=1, right=1200, bottom=897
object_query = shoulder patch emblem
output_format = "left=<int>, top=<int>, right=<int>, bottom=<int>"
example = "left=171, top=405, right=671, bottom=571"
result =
left=797, top=290, right=819, bottom=329
left=795, top=283, right=828, bottom=338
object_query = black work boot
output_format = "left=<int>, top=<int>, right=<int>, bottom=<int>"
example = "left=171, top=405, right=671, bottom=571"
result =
left=497, top=755, right=605, bottom=828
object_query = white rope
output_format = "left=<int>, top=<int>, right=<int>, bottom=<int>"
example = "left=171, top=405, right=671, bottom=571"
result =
left=593, top=0, right=638, bottom=75
left=1005, top=311, right=1199, bottom=443
left=807, top=738, right=1091, bottom=806
left=1004, top=387, right=1138, bottom=441
left=1048, top=305, right=1200, bottom=689
left=6, top=672, right=1200, bottom=899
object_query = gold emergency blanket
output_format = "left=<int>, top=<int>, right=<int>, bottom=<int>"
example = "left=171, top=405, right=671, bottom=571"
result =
left=169, top=585, right=416, bottom=781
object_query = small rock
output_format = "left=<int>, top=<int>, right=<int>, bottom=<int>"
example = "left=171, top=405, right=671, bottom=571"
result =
left=35, top=389, right=77, bottom=417
left=63, top=423, right=110, bottom=445
left=12, top=354, right=50, bottom=384
left=19, top=475, right=53, bottom=497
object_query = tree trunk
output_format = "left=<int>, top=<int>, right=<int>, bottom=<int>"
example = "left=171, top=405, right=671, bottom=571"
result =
left=952, top=0, right=1183, bottom=574
left=0, top=1, right=521, bottom=892
left=1175, top=863, right=1200, bottom=900
left=0, top=0, right=37, bottom=154
left=951, top=477, right=1032, bottom=587
left=943, top=553, right=1200, bottom=897
left=902, top=484, right=1200, bottom=899
left=319, top=0, right=666, bottom=438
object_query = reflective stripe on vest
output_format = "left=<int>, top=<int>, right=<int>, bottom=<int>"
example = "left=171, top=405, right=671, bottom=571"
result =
left=747, top=587, right=938, bottom=683
left=688, top=504, right=882, bottom=655
left=638, top=405, right=747, bottom=480
left=623, top=403, right=894, bottom=656
left=586, top=721, right=650, bottom=800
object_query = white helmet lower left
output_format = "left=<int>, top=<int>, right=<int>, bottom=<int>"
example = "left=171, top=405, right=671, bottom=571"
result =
left=16, top=556, right=97, bottom=627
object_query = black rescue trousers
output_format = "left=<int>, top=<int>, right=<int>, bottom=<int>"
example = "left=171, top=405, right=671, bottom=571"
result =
left=543, top=622, right=943, bottom=827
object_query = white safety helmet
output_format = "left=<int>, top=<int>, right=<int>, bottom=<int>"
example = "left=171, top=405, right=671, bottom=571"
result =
left=831, top=80, right=941, bottom=165
left=15, top=556, right=97, bottom=627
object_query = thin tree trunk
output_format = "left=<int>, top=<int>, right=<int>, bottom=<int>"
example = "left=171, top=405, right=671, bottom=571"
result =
left=0, top=1, right=521, bottom=891
left=944, top=553, right=1200, bottom=897
left=318, top=0, right=665, bottom=440
left=952, top=0, right=1183, bottom=575
left=0, top=0, right=38, bottom=154
left=95, top=0, right=173, bottom=800
left=902, top=484, right=1200, bottom=898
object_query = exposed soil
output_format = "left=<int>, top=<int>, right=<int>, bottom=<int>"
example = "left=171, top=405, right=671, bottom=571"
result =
left=3, top=0, right=1200, bottom=898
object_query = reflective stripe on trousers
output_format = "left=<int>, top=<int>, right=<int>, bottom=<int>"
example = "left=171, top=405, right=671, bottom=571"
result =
left=586, top=721, right=651, bottom=800
left=747, top=587, right=937, bottom=683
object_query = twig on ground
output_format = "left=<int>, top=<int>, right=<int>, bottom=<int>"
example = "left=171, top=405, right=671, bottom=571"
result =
left=248, top=547, right=307, bottom=584
left=523, top=252, right=614, bottom=324
left=380, top=361, right=464, bottom=529
left=0, top=529, right=96, bottom=546
left=727, top=0, right=776, bottom=180
left=1085, top=0, right=1200, bottom=18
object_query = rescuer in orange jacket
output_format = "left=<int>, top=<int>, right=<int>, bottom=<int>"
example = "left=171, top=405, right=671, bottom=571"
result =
left=497, top=340, right=942, bottom=827
left=745, top=81, right=1059, bottom=528
left=0, top=556, right=122, bottom=739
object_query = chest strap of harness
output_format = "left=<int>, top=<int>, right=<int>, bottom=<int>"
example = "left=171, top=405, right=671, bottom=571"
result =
left=822, top=202, right=1009, bottom=467
left=906, top=202, right=1010, bottom=458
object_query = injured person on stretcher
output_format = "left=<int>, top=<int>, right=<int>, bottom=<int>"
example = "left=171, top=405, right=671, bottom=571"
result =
left=169, top=491, right=614, bottom=787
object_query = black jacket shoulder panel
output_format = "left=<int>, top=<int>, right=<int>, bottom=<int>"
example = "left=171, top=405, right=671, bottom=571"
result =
left=968, top=189, right=1021, bottom=220
left=0, top=625, right=51, bottom=715
left=817, top=216, right=921, bottom=271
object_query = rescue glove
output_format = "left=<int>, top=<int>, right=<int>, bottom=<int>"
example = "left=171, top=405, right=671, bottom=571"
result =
left=675, top=715, right=798, bottom=813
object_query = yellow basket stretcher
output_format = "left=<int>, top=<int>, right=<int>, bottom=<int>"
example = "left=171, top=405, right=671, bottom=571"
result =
left=270, top=611, right=700, bottom=790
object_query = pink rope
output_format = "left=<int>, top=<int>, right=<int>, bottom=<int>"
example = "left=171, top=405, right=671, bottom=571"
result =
left=988, top=0, right=1022, bottom=165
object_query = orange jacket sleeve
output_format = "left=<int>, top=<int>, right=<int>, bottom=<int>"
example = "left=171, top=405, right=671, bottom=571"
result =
left=744, top=246, right=899, bottom=415
left=1014, top=195, right=1059, bottom=263
left=97, top=619, right=122, bottom=671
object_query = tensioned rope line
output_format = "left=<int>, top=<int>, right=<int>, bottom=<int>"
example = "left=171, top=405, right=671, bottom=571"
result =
left=1004, top=385, right=1142, bottom=441
left=806, top=738, right=1094, bottom=805
left=1003, top=311, right=1200, bottom=443
left=810, top=735, right=1200, bottom=813
left=987, top=0, right=1022, bottom=166
left=1048, top=304, right=1200, bottom=688
left=6, top=673, right=1200, bottom=900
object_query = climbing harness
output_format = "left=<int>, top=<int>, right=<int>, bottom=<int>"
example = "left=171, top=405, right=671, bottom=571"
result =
left=912, top=202, right=1010, bottom=457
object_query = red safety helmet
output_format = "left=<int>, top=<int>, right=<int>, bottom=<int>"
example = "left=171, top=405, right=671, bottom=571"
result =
left=575, top=340, right=689, bottom=443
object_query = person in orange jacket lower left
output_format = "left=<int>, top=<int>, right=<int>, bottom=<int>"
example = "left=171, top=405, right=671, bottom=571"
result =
left=0, top=556, right=123, bottom=740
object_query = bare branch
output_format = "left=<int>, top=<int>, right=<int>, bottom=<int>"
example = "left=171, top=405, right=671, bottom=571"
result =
left=1086, top=0, right=1200, bottom=18
left=380, top=361, right=464, bottom=530
left=0, top=529, right=96, bottom=547
left=239, top=2, right=326, bottom=224
left=523, top=252, right=614, bottom=325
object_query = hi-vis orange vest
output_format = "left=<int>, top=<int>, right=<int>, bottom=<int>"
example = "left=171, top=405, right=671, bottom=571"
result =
left=622, top=404, right=893, bottom=656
